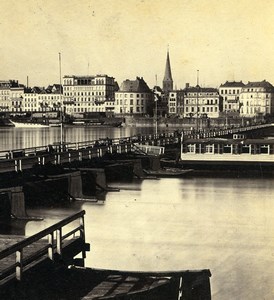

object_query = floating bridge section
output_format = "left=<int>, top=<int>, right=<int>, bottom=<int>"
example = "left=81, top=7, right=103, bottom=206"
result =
left=0, top=124, right=272, bottom=173
left=0, top=133, right=177, bottom=174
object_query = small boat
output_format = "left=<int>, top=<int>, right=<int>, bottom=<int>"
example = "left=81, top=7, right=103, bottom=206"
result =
left=143, top=167, right=193, bottom=177
left=9, top=120, right=49, bottom=128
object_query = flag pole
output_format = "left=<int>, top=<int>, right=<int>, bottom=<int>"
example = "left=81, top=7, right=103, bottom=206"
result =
left=155, top=96, right=158, bottom=135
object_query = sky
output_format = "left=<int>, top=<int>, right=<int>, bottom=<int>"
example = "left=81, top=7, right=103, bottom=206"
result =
left=1, top=0, right=274, bottom=89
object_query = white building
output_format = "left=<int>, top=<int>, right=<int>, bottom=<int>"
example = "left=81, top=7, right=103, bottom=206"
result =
left=62, top=75, right=117, bottom=115
left=22, top=85, right=62, bottom=113
left=219, top=81, right=245, bottom=113
left=0, top=81, right=11, bottom=112
left=183, top=85, right=220, bottom=118
left=114, top=77, right=153, bottom=115
left=240, top=80, right=274, bottom=117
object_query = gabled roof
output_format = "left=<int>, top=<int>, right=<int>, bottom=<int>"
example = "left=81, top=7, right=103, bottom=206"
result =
left=244, top=80, right=274, bottom=91
left=119, top=77, right=151, bottom=93
left=220, top=81, right=245, bottom=88
left=183, top=85, right=219, bottom=93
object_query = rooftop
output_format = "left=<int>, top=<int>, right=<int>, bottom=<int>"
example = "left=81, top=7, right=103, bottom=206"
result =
left=183, top=85, right=219, bottom=93
left=119, top=77, right=151, bottom=93
left=220, top=81, right=245, bottom=88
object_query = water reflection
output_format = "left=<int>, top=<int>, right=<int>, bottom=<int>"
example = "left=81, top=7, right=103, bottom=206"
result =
left=2, top=127, right=274, bottom=299
left=0, top=126, right=158, bottom=151
left=22, top=177, right=274, bottom=300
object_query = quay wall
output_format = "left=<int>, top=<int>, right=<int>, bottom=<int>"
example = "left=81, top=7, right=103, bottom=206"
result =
left=124, top=116, right=262, bottom=129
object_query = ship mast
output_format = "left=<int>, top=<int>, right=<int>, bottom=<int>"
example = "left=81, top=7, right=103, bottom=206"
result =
left=196, top=69, right=199, bottom=132
left=59, top=52, right=63, bottom=146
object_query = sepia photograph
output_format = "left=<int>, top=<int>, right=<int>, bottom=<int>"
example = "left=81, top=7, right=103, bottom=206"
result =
left=0, top=0, right=274, bottom=299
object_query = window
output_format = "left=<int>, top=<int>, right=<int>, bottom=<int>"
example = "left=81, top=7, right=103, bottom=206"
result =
left=187, top=144, right=196, bottom=153
left=205, top=145, right=214, bottom=153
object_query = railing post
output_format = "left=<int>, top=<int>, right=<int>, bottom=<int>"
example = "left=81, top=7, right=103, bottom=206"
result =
left=16, top=249, right=23, bottom=280
left=80, top=215, right=86, bottom=259
left=79, top=151, right=82, bottom=161
left=56, top=228, right=62, bottom=257
left=177, top=276, right=183, bottom=300
left=48, top=232, right=54, bottom=260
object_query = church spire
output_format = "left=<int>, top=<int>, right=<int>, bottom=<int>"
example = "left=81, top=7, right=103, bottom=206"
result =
left=163, top=48, right=173, bottom=92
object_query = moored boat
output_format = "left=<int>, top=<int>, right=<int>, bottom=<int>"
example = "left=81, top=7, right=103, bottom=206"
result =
left=180, top=134, right=274, bottom=170
left=143, top=167, right=193, bottom=177
left=9, top=119, right=50, bottom=128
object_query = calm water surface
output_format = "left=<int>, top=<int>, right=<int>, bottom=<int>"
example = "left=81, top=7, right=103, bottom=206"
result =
left=2, top=127, right=274, bottom=299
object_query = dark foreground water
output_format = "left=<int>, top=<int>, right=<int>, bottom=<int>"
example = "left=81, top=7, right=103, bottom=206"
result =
left=1, top=127, right=274, bottom=299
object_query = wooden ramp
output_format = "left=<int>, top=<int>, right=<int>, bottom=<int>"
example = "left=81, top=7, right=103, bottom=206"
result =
left=0, top=210, right=88, bottom=288
left=0, top=210, right=212, bottom=299
left=0, top=265, right=211, bottom=300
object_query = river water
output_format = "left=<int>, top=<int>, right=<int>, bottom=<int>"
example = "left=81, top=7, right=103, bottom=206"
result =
left=1, top=126, right=274, bottom=299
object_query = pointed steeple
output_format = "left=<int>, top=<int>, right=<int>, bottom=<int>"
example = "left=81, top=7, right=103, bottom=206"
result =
left=163, top=49, right=173, bottom=92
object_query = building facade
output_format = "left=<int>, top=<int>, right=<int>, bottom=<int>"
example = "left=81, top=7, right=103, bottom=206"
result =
left=183, top=85, right=220, bottom=119
left=62, top=75, right=117, bottom=115
left=22, top=85, right=62, bottom=113
left=219, top=81, right=245, bottom=113
left=114, top=77, right=153, bottom=115
left=0, top=81, right=12, bottom=112
left=240, top=80, right=274, bottom=117
left=168, top=90, right=184, bottom=116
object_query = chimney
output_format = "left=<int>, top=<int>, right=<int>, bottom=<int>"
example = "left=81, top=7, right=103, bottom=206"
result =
left=185, top=83, right=190, bottom=88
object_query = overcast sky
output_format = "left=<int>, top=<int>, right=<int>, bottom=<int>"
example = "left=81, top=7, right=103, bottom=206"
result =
left=1, top=0, right=274, bottom=89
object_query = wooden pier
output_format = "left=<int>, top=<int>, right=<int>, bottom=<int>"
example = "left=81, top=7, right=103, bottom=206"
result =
left=0, top=210, right=88, bottom=289
left=0, top=210, right=212, bottom=299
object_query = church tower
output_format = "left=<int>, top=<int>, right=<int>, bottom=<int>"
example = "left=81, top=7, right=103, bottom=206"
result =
left=162, top=49, right=173, bottom=92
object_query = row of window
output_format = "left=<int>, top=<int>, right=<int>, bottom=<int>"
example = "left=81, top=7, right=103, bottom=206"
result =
left=64, top=91, right=105, bottom=96
left=185, top=106, right=218, bottom=113
left=119, top=107, right=144, bottom=113
left=185, top=99, right=218, bottom=105
left=116, top=93, right=149, bottom=98
left=220, top=89, right=241, bottom=95
left=117, top=99, right=144, bottom=105
left=63, top=85, right=108, bottom=91
left=186, top=144, right=270, bottom=154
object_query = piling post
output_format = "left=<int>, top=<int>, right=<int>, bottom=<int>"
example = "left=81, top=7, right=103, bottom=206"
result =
left=16, top=249, right=23, bottom=280
left=80, top=215, right=86, bottom=259
left=56, top=228, right=62, bottom=257
left=48, top=233, right=54, bottom=260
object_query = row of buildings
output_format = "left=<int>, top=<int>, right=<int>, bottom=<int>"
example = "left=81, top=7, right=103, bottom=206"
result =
left=1, top=52, right=274, bottom=119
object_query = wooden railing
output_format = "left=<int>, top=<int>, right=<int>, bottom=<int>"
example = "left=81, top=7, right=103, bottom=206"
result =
left=0, top=210, right=86, bottom=282
left=0, top=132, right=177, bottom=161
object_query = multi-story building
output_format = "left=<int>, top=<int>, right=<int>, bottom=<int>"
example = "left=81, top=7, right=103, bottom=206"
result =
left=240, top=80, right=274, bottom=117
left=62, top=75, right=117, bottom=115
left=219, top=81, right=245, bottom=113
left=22, top=85, right=62, bottom=113
left=183, top=85, right=220, bottom=118
left=0, top=81, right=11, bottom=112
left=114, top=77, right=153, bottom=115
left=10, top=80, right=25, bottom=112
left=168, top=90, right=184, bottom=116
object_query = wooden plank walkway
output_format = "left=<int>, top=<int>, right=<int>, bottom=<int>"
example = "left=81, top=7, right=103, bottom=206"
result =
left=0, top=264, right=211, bottom=300
left=0, top=210, right=87, bottom=288
left=0, top=210, right=212, bottom=299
